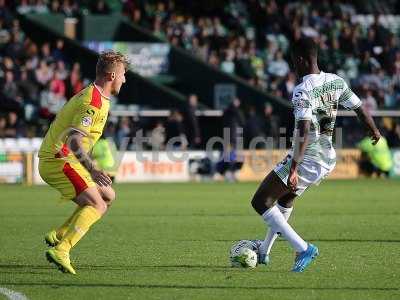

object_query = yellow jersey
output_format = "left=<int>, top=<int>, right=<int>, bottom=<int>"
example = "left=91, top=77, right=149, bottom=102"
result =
left=39, top=83, right=110, bottom=160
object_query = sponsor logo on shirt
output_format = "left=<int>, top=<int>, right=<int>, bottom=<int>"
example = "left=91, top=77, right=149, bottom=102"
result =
left=81, top=116, right=92, bottom=127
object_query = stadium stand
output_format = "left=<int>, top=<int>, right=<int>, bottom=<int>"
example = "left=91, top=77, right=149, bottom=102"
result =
left=1, top=0, right=400, bottom=152
left=123, top=0, right=400, bottom=109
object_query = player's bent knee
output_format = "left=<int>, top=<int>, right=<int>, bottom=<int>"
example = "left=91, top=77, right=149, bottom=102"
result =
left=251, top=192, right=276, bottom=215
left=277, top=194, right=295, bottom=208
left=98, top=186, right=116, bottom=206
left=75, top=187, right=108, bottom=215
left=264, top=196, right=275, bottom=209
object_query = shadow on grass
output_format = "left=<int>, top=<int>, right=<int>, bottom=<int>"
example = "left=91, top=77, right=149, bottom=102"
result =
left=216, top=239, right=400, bottom=243
left=0, top=270, right=51, bottom=275
left=0, top=264, right=230, bottom=270
left=0, top=264, right=265, bottom=274
left=0, top=282, right=398, bottom=291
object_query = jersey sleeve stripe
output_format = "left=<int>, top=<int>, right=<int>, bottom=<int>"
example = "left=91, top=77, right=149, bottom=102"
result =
left=90, top=85, right=102, bottom=109
left=347, top=100, right=362, bottom=110
left=339, top=88, right=354, bottom=102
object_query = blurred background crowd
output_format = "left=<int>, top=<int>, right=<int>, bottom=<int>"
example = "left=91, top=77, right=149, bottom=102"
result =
left=122, top=0, right=400, bottom=110
left=1, top=0, right=400, bottom=151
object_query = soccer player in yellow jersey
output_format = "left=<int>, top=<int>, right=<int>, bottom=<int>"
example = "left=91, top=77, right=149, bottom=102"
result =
left=38, top=51, right=128, bottom=274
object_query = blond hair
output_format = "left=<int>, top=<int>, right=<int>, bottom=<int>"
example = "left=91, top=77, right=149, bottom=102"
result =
left=96, top=51, right=129, bottom=77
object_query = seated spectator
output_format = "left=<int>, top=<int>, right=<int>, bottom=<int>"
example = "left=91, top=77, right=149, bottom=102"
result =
left=17, top=68, right=38, bottom=102
left=2, top=70, right=18, bottom=101
left=35, top=0, right=49, bottom=14
left=60, top=0, right=79, bottom=17
left=148, top=121, right=166, bottom=150
left=235, top=49, right=255, bottom=80
left=123, top=1, right=145, bottom=26
left=51, top=39, right=67, bottom=63
left=23, top=38, right=39, bottom=65
left=267, top=50, right=289, bottom=78
left=220, top=49, right=235, bottom=74
left=362, top=89, right=378, bottom=112
left=49, top=71, right=66, bottom=98
left=279, top=72, right=296, bottom=99
left=17, top=0, right=49, bottom=14
left=2, top=56, right=17, bottom=75
left=55, top=60, right=68, bottom=80
left=40, top=42, right=54, bottom=64
left=16, top=0, right=32, bottom=15
left=208, top=50, right=220, bottom=68
left=0, top=114, right=6, bottom=138
left=39, top=88, right=66, bottom=117
left=0, top=19, right=10, bottom=45
left=0, top=0, right=13, bottom=26
left=91, top=0, right=110, bottom=15
left=4, top=111, right=24, bottom=138
left=4, top=30, right=23, bottom=60
left=64, top=67, right=83, bottom=99
left=35, top=60, right=53, bottom=87
left=249, top=44, right=264, bottom=79
left=50, top=0, right=61, bottom=13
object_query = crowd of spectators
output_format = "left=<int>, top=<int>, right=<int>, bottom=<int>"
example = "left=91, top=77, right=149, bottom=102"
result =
left=14, top=0, right=114, bottom=16
left=2, top=0, right=400, bottom=150
left=123, top=0, right=400, bottom=110
left=11, top=0, right=400, bottom=110
left=0, top=1, right=86, bottom=137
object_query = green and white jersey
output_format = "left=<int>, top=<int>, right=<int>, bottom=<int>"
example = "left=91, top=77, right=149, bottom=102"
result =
left=291, top=71, right=362, bottom=169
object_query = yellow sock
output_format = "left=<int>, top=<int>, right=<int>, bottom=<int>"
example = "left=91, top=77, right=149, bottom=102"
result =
left=56, top=206, right=101, bottom=253
left=56, top=206, right=83, bottom=239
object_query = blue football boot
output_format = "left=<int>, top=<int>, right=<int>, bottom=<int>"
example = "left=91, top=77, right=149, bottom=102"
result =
left=292, top=243, right=319, bottom=272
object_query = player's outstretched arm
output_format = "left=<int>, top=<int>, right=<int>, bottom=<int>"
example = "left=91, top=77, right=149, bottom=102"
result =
left=67, top=130, right=112, bottom=186
left=354, top=105, right=381, bottom=145
left=288, top=120, right=311, bottom=192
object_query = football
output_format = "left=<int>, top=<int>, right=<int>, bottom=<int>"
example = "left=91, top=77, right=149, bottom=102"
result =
left=230, top=240, right=258, bottom=268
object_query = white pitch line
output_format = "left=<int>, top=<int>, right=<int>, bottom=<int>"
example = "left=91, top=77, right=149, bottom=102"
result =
left=0, top=287, right=29, bottom=300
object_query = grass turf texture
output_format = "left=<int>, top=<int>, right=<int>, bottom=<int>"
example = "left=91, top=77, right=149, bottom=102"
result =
left=0, top=180, right=399, bottom=300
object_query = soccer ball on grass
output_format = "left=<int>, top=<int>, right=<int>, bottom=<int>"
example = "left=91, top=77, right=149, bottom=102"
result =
left=230, top=240, right=258, bottom=269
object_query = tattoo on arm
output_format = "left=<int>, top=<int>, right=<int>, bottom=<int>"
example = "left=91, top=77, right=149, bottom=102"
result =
left=67, top=131, right=95, bottom=172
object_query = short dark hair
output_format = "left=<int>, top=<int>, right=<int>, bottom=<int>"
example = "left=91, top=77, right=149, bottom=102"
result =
left=291, top=37, right=318, bottom=59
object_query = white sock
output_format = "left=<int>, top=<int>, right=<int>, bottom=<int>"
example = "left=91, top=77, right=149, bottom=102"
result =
left=262, top=206, right=307, bottom=253
left=260, top=204, right=293, bottom=255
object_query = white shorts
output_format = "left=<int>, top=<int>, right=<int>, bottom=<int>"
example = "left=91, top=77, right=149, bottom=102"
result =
left=274, top=154, right=335, bottom=196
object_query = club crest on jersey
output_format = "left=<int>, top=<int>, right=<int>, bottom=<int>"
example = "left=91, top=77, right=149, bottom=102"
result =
left=81, top=116, right=92, bottom=127
left=293, top=90, right=311, bottom=109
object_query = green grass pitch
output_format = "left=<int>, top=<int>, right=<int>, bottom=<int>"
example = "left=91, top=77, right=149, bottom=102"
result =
left=0, top=180, right=399, bottom=300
